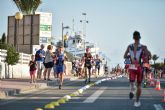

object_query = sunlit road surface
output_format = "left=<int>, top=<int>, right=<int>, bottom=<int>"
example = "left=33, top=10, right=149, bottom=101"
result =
left=0, top=76, right=164, bottom=110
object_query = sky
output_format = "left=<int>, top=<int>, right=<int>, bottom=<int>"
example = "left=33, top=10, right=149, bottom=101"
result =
left=0, top=0, right=165, bottom=67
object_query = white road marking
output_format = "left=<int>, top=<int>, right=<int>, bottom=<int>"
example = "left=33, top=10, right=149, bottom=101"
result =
left=83, top=87, right=107, bottom=103
left=154, top=104, right=164, bottom=110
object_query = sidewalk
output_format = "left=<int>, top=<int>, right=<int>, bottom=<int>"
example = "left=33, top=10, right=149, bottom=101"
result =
left=0, top=74, right=77, bottom=99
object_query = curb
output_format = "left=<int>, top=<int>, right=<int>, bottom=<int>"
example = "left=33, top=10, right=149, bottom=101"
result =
left=0, top=76, right=78, bottom=99
left=0, top=83, right=47, bottom=99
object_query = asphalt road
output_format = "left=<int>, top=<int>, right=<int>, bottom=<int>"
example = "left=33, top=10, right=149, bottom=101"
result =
left=0, top=76, right=164, bottom=110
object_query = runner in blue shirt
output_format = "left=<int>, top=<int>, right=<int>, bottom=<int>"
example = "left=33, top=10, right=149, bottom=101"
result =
left=55, top=45, right=65, bottom=89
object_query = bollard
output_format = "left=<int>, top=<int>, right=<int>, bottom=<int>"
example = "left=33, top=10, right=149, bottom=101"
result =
left=44, top=104, right=54, bottom=109
left=63, top=97, right=69, bottom=102
left=50, top=102, right=60, bottom=107
left=78, top=89, right=83, bottom=94
left=64, top=95, right=71, bottom=100
left=58, top=99, right=66, bottom=104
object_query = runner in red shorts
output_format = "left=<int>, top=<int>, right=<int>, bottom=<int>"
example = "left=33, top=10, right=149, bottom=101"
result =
left=124, top=31, right=150, bottom=107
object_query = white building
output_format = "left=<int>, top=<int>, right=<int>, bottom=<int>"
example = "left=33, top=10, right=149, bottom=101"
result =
left=65, top=33, right=99, bottom=58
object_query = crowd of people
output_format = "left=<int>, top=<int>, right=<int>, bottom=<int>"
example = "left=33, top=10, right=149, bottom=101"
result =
left=28, top=43, right=105, bottom=88
left=72, top=48, right=102, bottom=83
left=28, top=44, right=67, bottom=89
left=28, top=30, right=158, bottom=107
left=111, top=64, right=123, bottom=75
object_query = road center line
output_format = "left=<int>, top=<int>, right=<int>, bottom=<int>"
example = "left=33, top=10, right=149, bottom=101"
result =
left=154, top=104, right=164, bottom=110
left=83, top=87, right=107, bottom=103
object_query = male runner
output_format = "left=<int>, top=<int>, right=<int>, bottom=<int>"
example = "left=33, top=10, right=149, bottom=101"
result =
left=124, top=31, right=150, bottom=107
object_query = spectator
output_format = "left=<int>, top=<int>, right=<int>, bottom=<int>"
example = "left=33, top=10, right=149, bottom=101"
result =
left=29, top=55, right=37, bottom=83
left=35, top=44, right=45, bottom=79
left=43, top=45, right=54, bottom=81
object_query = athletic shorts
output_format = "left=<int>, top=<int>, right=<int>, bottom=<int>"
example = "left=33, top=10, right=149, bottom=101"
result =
left=44, top=62, right=54, bottom=68
left=56, top=65, right=64, bottom=74
left=129, top=66, right=143, bottom=84
left=36, top=61, right=44, bottom=70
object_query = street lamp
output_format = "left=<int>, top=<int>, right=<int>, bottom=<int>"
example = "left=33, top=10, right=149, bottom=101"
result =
left=15, top=12, right=23, bottom=52
left=80, top=13, right=88, bottom=52
left=62, top=23, right=69, bottom=47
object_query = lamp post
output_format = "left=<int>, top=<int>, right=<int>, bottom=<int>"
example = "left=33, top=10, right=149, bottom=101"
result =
left=80, top=13, right=88, bottom=52
left=15, top=12, right=23, bottom=52
left=62, top=23, right=69, bottom=47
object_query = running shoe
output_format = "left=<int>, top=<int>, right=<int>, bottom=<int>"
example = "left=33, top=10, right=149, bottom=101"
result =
left=134, top=101, right=141, bottom=107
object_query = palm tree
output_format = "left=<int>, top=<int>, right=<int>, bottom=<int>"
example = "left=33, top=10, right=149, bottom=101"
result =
left=13, top=0, right=42, bottom=14
left=152, top=54, right=159, bottom=65
left=152, top=54, right=159, bottom=75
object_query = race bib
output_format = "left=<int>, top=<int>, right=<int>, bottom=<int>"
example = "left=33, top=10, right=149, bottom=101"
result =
left=129, top=64, right=137, bottom=70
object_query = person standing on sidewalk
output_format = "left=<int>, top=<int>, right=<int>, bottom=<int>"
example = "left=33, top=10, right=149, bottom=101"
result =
left=124, top=31, right=150, bottom=107
left=55, top=45, right=65, bottom=89
left=84, top=48, right=92, bottom=83
left=29, top=55, right=37, bottom=83
left=35, top=44, right=45, bottom=79
left=43, top=45, right=54, bottom=81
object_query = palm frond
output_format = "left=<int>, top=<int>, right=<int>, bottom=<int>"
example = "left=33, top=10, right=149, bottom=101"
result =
left=13, top=0, right=42, bottom=14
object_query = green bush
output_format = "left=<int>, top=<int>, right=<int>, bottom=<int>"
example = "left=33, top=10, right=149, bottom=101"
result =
left=5, top=45, right=19, bottom=65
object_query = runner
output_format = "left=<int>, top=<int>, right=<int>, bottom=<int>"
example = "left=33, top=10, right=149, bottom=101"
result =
left=55, top=45, right=65, bottom=89
left=124, top=57, right=131, bottom=77
left=124, top=31, right=150, bottom=107
left=95, top=54, right=101, bottom=77
left=116, top=64, right=122, bottom=75
left=77, top=59, right=84, bottom=78
left=84, top=48, right=92, bottom=83
left=142, top=46, right=151, bottom=87
left=91, top=58, right=96, bottom=76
